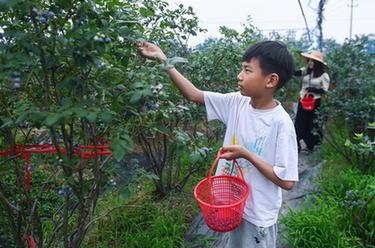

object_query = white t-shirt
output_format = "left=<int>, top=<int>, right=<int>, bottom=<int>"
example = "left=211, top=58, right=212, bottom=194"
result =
left=204, top=91, right=299, bottom=227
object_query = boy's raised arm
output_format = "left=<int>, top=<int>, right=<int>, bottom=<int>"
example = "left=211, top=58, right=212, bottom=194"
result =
left=137, top=41, right=204, bottom=104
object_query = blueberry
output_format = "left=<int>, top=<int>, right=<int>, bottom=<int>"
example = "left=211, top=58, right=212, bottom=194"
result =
left=19, top=123, right=28, bottom=128
left=95, top=37, right=104, bottom=42
left=42, top=12, right=49, bottom=19
left=13, top=77, right=21, bottom=88
left=22, top=66, right=31, bottom=73
left=202, top=147, right=213, bottom=154
left=107, top=179, right=117, bottom=187
left=38, top=16, right=46, bottom=24
left=11, top=72, right=19, bottom=78
left=104, top=37, right=111, bottom=43
left=62, top=185, right=70, bottom=191
left=96, top=62, right=104, bottom=69
left=58, top=184, right=71, bottom=197
left=48, top=11, right=56, bottom=18
left=145, top=102, right=152, bottom=109
left=12, top=77, right=20, bottom=82
left=58, top=189, right=66, bottom=196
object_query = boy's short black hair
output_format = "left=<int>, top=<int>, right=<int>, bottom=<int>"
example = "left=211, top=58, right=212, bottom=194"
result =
left=242, top=40, right=295, bottom=89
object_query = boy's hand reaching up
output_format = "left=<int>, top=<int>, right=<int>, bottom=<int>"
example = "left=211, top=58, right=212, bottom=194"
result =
left=136, top=40, right=167, bottom=62
left=136, top=40, right=204, bottom=104
left=220, top=145, right=248, bottom=160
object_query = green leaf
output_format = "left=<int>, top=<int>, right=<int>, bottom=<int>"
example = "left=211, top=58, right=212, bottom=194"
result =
left=130, top=91, right=142, bottom=104
left=144, top=172, right=159, bottom=180
left=196, top=131, right=204, bottom=137
left=177, top=105, right=189, bottom=111
left=110, top=139, right=126, bottom=162
left=110, top=132, right=134, bottom=161
left=168, top=57, right=188, bottom=64
left=139, top=7, right=155, bottom=17
left=190, top=150, right=203, bottom=163
left=119, top=186, right=132, bottom=199
left=115, top=84, right=126, bottom=90
left=0, top=117, right=13, bottom=128
left=153, top=124, right=170, bottom=135
left=85, top=111, right=97, bottom=123
left=45, top=114, right=60, bottom=126
left=29, top=111, right=47, bottom=123
left=16, top=111, right=28, bottom=124
left=176, top=130, right=189, bottom=144
left=344, top=139, right=352, bottom=147
left=162, top=56, right=188, bottom=70
left=73, top=108, right=86, bottom=118
left=0, top=0, right=22, bottom=9
left=100, top=111, right=114, bottom=123
left=354, top=133, right=364, bottom=140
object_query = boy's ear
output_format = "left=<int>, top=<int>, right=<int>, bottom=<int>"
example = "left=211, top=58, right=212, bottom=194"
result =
left=265, top=73, right=279, bottom=89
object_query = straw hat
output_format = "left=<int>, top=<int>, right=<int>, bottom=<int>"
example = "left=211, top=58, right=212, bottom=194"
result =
left=301, top=50, right=327, bottom=66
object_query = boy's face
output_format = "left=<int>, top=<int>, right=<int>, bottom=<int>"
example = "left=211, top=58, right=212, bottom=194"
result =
left=237, top=58, right=275, bottom=97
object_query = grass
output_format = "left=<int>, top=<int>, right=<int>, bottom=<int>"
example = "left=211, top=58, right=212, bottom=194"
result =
left=83, top=175, right=203, bottom=248
left=80, top=138, right=221, bottom=247
left=280, top=139, right=375, bottom=248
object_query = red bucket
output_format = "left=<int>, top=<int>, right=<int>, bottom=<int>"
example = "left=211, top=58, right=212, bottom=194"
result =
left=194, top=151, right=250, bottom=232
left=300, top=93, right=316, bottom=111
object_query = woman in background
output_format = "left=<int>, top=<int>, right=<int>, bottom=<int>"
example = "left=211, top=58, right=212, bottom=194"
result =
left=294, top=51, right=330, bottom=152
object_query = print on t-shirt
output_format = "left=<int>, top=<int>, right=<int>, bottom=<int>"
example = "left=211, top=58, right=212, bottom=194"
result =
left=220, top=160, right=237, bottom=176
left=246, top=135, right=266, bottom=157
left=219, top=135, right=267, bottom=176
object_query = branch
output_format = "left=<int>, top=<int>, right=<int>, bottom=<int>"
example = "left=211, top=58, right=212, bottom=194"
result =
left=0, top=154, right=20, bottom=166
left=357, top=190, right=375, bottom=223
left=98, top=154, right=113, bottom=171
left=353, top=190, right=375, bottom=244
left=45, top=202, right=78, bottom=248
left=30, top=8, right=52, bottom=108
left=139, top=133, right=160, bottom=174
left=0, top=185, right=23, bottom=248
left=177, top=166, right=200, bottom=190
left=27, top=170, right=61, bottom=228
left=0, top=189, right=19, bottom=212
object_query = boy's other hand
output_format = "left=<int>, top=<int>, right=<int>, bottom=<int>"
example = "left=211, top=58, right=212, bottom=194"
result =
left=136, top=40, right=167, bottom=62
left=220, top=145, right=247, bottom=160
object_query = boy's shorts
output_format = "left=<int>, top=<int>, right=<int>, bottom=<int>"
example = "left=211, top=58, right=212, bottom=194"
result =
left=228, top=219, right=277, bottom=248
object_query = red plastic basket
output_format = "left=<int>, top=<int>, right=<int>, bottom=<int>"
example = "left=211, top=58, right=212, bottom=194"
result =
left=300, top=93, right=316, bottom=111
left=194, top=151, right=250, bottom=232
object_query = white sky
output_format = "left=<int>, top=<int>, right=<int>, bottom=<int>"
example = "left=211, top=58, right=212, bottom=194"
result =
left=166, top=0, right=374, bottom=46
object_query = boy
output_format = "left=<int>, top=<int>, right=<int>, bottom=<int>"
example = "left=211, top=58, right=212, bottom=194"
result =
left=138, top=40, right=298, bottom=248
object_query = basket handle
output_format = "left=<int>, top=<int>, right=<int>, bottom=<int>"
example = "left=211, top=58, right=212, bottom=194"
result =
left=208, top=150, right=245, bottom=180
left=303, top=91, right=315, bottom=99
